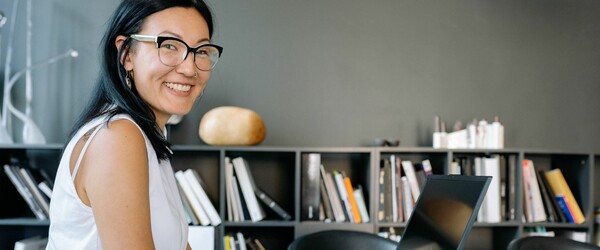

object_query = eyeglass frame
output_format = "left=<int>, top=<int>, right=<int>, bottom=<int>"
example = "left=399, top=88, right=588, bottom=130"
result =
left=129, top=34, right=223, bottom=71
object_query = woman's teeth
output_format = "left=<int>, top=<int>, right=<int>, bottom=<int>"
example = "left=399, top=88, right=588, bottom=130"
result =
left=165, top=82, right=191, bottom=92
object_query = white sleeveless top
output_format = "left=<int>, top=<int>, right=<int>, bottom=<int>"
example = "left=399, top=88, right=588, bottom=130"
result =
left=47, top=114, right=188, bottom=250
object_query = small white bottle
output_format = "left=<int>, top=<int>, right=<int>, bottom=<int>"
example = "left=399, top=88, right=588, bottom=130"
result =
left=477, top=119, right=488, bottom=149
left=467, top=119, right=477, bottom=149
left=489, top=116, right=504, bottom=149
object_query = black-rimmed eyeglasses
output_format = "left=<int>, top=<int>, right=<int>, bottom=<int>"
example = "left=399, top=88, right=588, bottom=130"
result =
left=130, top=34, right=223, bottom=71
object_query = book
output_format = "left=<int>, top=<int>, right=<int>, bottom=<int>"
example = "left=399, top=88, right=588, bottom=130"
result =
left=301, top=153, right=321, bottom=221
left=421, top=159, right=433, bottom=175
left=535, top=170, right=558, bottom=222
left=319, top=177, right=334, bottom=222
left=401, top=160, right=420, bottom=202
left=395, top=157, right=404, bottom=222
left=390, top=156, right=398, bottom=223
left=545, top=168, right=585, bottom=224
left=254, top=187, right=292, bottom=221
left=18, top=167, right=50, bottom=218
left=3, top=165, right=47, bottom=220
left=225, top=158, right=241, bottom=222
left=343, top=173, right=362, bottom=223
left=353, top=185, right=370, bottom=223
left=507, top=155, right=516, bottom=220
left=523, top=160, right=547, bottom=222
left=538, top=169, right=567, bottom=223
left=37, top=181, right=52, bottom=199
left=232, top=157, right=266, bottom=222
left=224, top=158, right=234, bottom=221
left=401, top=177, right=414, bottom=219
left=555, top=195, right=575, bottom=223
left=176, top=180, right=199, bottom=225
left=321, top=165, right=345, bottom=222
left=236, top=232, right=247, bottom=250
left=377, top=167, right=385, bottom=222
left=183, top=169, right=222, bottom=226
left=333, top=171, right=354, bottom=223
left=174, top=171, right=210, bottom=226
left=231, top=176, right=246, bottom=221
left=483, top=156, right=501, bottom=223
left=474, top=157, right=486, bottom=222
left=383, top=158, right=392, bottom=222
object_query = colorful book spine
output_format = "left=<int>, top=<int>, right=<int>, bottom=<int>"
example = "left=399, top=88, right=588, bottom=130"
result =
left=544, top=169, right=585, bottom=224
left=555, top=195, right=575, bottom=223
left=343, top=175, right=362, bottom=223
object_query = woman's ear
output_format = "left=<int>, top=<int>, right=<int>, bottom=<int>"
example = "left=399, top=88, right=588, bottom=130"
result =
left=115, top=35, right=133, bottom=70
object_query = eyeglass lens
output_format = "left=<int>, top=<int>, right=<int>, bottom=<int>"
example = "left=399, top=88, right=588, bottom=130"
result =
left=158, top=39, right=220, bottom=71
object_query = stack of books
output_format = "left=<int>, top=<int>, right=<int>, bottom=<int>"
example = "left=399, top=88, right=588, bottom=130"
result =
left=450, top=155, right=517, bottom=223
left=175, top=169, right=221, bottom=226
left=3, top=158, right=53, bottom=220
left=301, top=153, right=369, bottom=223
left=223, top=231, right=266, bottom=250
left=521, top=160, right=585, bottom=224
left=224, top=157, right=292, bottom=222
left=377, top=156, right=433, bottom=223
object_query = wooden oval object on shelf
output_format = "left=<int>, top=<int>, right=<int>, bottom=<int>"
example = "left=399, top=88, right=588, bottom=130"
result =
left=199, top=106, right=266, bottom=146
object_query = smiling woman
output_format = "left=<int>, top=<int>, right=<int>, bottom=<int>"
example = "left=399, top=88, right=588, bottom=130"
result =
left=45, top=1, right=222, bottom=250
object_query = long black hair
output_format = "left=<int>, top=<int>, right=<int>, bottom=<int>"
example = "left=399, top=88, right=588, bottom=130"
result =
left=68, top=0, right=215, bottom=160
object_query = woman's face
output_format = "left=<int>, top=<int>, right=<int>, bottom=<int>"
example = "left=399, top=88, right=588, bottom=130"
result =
left=124, top=7, right=211, bottom=127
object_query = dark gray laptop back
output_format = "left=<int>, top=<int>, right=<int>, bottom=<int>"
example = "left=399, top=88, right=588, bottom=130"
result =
left=397, top=175, right=491, bottom=250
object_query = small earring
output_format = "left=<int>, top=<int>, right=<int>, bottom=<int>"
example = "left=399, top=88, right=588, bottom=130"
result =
left=126, top=70, right=132, bottom=89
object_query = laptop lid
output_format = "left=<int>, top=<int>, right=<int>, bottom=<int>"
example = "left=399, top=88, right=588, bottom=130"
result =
left=396, top=175, right=491, bottom=250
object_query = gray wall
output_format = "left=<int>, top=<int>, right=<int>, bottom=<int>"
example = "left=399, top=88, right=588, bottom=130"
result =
left=1, top=0, right=599, bottom=153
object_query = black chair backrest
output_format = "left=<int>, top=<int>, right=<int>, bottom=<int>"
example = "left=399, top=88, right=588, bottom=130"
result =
left=507, top=236, right=600, bottom=250
left=288, top=230, right=398, bottom=250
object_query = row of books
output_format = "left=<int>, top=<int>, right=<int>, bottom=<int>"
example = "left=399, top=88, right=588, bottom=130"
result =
left=451, top=155, right=517, bottom=223
left=225, top=157, right=292, bottom=222
left=301, top=153, right=369, bottom=223
left=522, top=159, right=585, bottom=224
left=175, top=169, right=221, bottom=226
left=377, top=156, right=432, bottom=223
left=3, top=158, right=54, bottom=220
left=223, top=232, right=266, bottom=250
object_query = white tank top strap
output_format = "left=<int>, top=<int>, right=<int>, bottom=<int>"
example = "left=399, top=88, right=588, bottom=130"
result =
left=70, top=114, right=145, bottom=181
left=71, top=123, right=105, bottom=181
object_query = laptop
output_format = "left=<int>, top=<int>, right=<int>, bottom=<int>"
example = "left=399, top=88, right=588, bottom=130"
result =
left=396, top=175, right=491, bottom=250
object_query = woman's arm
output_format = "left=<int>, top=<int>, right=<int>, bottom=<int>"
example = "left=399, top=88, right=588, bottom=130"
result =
left=79, top=119, right=155, bottom=249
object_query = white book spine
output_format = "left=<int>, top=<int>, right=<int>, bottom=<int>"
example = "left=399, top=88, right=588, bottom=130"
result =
left=231, top=176, right=245, bottom=221
left=390, top=155, right=398, bottom=222
left=232, top=157, right=265, bottom=222
left=333, top=171, right=354, bottom=223
left=322, top=169, right=346, bottom=222
left=18, top=168, right=50, bottom=217
left=526, top=160, right=547, bottom=222
left=38, top=181, right=52, bottom=199
left=401, top=177, right=413, bottom=219
left=484, top=156, right=502, bottom=223
left=183, top=169, right=222, bottom=226
left=475, top=157, right=486, bottom=222
left=3, top=165, right=46, bottom=220
left=421, top=159, right=433, bottom=175
left=236, top=232, right=247, bottom=250
left=401, top=161, right=421, bottom=202
left=225, top=158, right=240, bottom=222
left=353, top=187, right=370, bottom=223
left=174, top=171, right=210, bottom=226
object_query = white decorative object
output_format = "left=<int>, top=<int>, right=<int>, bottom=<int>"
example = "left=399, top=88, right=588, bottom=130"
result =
left=0, top=0, right=77, bottom=144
